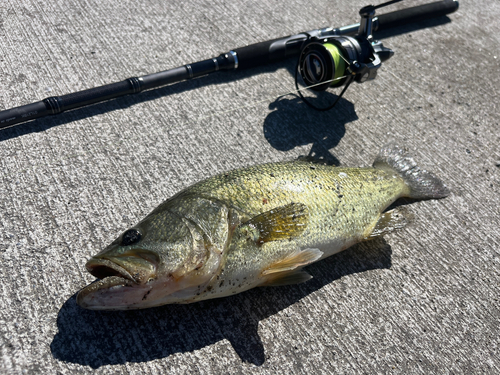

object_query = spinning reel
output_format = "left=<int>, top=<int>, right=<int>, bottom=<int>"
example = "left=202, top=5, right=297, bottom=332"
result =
left=296, top=1, right=397, bottom=110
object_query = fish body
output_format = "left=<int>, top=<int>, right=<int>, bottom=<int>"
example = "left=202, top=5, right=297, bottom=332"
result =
left=77, top=144, right=449, bottom=310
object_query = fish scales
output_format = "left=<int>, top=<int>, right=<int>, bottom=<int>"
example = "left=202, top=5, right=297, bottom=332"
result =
left=183, top=161, right=404, bottom=252
left=77, top=144, right=449, bottom=310
left=177, top=162, right=406, bottom=299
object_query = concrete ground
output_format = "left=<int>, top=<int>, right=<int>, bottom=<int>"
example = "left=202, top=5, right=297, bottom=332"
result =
left=1, top=0, right=499, bottom=373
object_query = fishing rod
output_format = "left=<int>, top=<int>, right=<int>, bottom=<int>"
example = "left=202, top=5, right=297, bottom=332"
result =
left=0, top=0, right=458, bottom=129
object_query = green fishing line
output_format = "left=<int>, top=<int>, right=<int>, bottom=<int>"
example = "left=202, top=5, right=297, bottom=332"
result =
left=323, top=43, right=346, bottom=83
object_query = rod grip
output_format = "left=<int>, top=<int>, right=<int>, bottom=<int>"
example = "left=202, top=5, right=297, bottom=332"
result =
left=53, top=80, right=137, bottom=112
left=376, top=0, right=459, bottom=31
left=0, top=101, right=49, bottom=129
left=233, top=34, right=308, bottom=69
left=0, top=80, right=139, bottom=128
left=233, top=38, right=285, bottom=69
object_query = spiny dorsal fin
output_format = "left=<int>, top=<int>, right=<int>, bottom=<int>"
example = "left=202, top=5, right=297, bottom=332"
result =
left=244, top=203, right=309, bottom=245
left=296, top=155, right=330, bottom=165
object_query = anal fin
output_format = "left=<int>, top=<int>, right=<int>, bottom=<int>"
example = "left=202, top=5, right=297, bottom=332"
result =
left=366, top=206, right=414, bottom=238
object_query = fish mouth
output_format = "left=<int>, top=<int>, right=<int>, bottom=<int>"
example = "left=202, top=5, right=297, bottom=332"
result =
left=85, top=249, right=159, bottom=284
left=77, top=250, right=160, bottom=310
left=85, top=258, right=137, bottom=283
left=76, top=274, right=148, bottom=310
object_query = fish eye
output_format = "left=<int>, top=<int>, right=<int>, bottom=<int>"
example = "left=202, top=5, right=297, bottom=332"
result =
left=121, top=229, right=142, bottom=246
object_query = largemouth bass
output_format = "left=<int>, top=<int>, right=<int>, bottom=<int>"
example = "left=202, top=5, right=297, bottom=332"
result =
left=77, top=144, right=449, bottom=310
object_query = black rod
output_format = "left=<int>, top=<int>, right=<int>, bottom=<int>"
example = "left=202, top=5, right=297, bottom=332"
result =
left=0, top=0, right=458, bottom=129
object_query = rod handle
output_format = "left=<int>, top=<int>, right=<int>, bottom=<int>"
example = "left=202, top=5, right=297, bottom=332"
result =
left=233, top=35, right=309, bottom=69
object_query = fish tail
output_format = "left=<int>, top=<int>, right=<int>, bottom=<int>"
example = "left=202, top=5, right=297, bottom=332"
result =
left=373, top=143, right=450, bottom=199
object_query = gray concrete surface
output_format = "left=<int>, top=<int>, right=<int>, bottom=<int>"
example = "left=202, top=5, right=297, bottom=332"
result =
left=1, top=0, right=499, bottom=373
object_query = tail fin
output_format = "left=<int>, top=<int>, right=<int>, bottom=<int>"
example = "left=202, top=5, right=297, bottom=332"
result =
left=373, top=144, right=450, bottom=199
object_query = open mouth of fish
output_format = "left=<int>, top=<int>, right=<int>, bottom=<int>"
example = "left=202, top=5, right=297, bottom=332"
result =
left=76, top=252, right=159, bottom=309
left=85, top=258, right=137, bottom=283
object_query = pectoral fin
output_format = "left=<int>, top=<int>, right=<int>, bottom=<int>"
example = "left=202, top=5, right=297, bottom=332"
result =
left=244, top=202, right=309, bottom=245
left=259, top=248, right=322, bottom=286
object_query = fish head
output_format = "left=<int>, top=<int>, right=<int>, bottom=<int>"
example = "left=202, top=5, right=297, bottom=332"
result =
left=77, top=209, right=224, bottom=310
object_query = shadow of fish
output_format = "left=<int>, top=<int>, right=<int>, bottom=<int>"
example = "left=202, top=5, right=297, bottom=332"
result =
left=77, top=144, right=449, bottom=310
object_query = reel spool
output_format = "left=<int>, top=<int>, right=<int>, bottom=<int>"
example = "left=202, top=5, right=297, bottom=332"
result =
left=295, top=2, right=396, bottom=111
left=298, top=41, right=348, bottom=91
